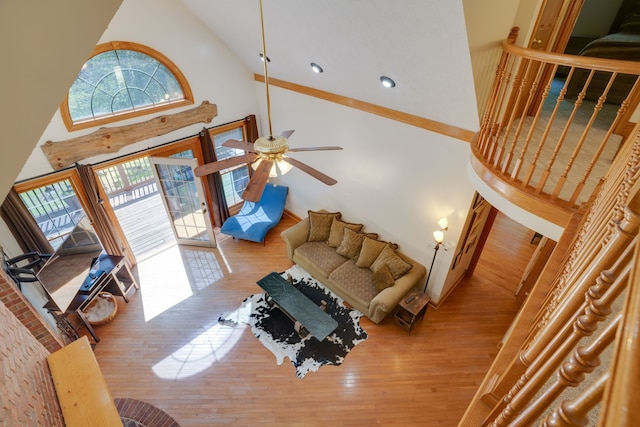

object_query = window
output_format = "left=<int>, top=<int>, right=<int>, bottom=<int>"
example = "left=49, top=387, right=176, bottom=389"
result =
left=61, top=41, right=193, bottom=131
left=18, top=180, right=86, bottom=250
left=212, top=127, right=250, bottom=207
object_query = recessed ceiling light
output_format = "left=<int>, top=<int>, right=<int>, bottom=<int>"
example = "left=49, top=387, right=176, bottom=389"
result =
left=310, top=62, right=323, bottom=73
left=259, top=53, right=270, bottom=62
left=380, top=76, right=396, bottom=88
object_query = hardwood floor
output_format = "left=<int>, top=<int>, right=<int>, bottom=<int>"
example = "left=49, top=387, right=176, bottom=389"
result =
left=92, top=212, right=532, bottom=426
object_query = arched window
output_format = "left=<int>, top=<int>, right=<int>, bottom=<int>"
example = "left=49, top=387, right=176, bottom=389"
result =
left=61, top=41, right=193, bottom=131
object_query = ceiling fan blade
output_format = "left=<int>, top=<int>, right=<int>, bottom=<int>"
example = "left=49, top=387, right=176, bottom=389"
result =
left=222, top=139, right=256, bottom=152
left=194, top=153, right=257, bottom=177
left=287, top=146, right=343, bottom=152
left=242, top=159, right=273, bottom=202
left=280, top=130, right=295, bottom=139
left=284, top=157, right=337, bottom=185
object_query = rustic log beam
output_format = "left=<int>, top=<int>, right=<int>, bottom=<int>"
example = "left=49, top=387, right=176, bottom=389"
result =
left=42, top=101, right=218, bottom=170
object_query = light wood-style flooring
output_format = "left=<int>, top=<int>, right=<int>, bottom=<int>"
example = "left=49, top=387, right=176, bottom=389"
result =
left=92, top=212, right=535, bottom=426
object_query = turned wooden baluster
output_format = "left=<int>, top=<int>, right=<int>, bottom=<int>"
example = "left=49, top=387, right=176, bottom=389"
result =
left=552, top=72, right=616, bottom=201
left=478, top=27, right=519, bottom=155
left=569, top=77, right=640, bottom=205
left=511, top=64, right=564, bottom=181
left=521, top=70, right=569, bottom=189
left=587, top=130, right=639, bottom=243
left=486, top=58, right=519, bottom=163
left=482, top=204, right=640, bottom=426
left=493, top=58, right=532, bottom=170
left=512, top=313, right=622, bottom=425
left=478, top=55, right=509, bottom=155
left=534, top=69, right=595, bottom=194
left=599, top=227, right=640, bottom=427
left=479, top=50, right=517, bottom=157
left=542, top=373, right=608, bottom=427
left=489, top=250, right=631, bottom=427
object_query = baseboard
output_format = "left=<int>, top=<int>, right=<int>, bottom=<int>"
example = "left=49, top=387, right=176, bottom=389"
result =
left=283, top=209, right=301, bottom=222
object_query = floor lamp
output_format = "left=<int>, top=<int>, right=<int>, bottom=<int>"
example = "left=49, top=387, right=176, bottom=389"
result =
left=423, top=220, right=447, bottom=293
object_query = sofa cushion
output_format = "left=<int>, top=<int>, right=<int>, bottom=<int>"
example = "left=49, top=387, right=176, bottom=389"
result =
left=294, top=242, right=348, bottom=276
left=336, top=228, right=379, bottom=259
left=307, top=210, right=341, bottom=242
left=372, top=264, right=395, bottom=292
left=371, top=245, right=413, bottom=280
left=328, top=259, right=378, bottom=305
left=327, top=218, right=364, bottom=248
left=355, top=236, right=391, bottom=268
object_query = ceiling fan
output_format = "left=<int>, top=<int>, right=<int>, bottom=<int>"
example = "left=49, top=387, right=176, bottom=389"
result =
left=194, top=0, right=342, bottom=203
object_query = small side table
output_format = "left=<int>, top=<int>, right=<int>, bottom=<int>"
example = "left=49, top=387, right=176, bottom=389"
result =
left=394, top=288, right=430, bottom=335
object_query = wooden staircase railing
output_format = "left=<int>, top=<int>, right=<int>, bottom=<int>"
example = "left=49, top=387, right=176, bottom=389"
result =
left=470, top=29, right=640, bottom=228
left=460, top=117, right=640, bottom=426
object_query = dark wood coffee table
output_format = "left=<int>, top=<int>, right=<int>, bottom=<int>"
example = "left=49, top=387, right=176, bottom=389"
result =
left=257, top=272, right=338, bottom=341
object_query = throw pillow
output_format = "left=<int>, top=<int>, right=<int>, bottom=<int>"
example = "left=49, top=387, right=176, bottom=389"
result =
left=370, top=245, right=413, bottom=280
left=336, top=229, right=379, bottom=259
left=355, top=236, right=389, bottom=268
left=327, top=218, right=364, bottom=248
left=372, top=264, right=395, bottom=292
left=307, top=210, right=341, bottom=242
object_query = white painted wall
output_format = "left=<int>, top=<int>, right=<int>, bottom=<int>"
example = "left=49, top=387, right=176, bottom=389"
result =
left=262, top=85, right=477, bottom=301
left=463, top=0, right=545, bottom=116
left=0, top=0, right=123, bottom=201
left=17, top=0, right=259, bottom=180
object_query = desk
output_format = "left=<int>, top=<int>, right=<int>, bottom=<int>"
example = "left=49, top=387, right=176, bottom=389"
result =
left=41, top=253, right=138, bottom=343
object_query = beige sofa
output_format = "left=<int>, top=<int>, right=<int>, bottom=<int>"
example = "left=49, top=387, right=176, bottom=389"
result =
left=281, top=211, right=426, bottom=324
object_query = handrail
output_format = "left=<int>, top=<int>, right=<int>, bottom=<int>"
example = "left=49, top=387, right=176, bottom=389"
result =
left=471, top=33, right=640, bottom=224
left=502, top=40, right=640, bottom=74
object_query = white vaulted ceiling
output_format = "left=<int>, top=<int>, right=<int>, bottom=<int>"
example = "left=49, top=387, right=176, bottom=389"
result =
left=181, top=0, right=479, bottom=132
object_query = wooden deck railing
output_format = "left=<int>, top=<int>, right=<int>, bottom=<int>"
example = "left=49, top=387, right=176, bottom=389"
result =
left=471, top=30, right=640, bottom=227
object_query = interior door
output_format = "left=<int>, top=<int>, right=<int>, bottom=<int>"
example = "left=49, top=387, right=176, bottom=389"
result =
left=149, top=157, right=216, bottom=248
left=438, top=193, right=494, bottom=301
left=529, top=0, right=567, bottom=50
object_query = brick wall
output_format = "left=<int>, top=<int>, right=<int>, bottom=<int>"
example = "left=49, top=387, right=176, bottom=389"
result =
left=0, top=271, right=64, bottom=425
left=0, top=270, right=63, bottom=353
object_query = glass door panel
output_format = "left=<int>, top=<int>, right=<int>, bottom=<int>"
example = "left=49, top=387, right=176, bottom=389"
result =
left=149, top=157, right=216, bottom=247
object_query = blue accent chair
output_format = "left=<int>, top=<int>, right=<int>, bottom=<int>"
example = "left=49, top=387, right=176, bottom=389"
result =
left=219, top=183, right=289, bottom=243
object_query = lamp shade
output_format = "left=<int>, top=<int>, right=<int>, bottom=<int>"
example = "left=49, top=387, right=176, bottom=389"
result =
left=276, top=159, right=293, bottom=175
left=433, top=230, right=444, bottom=243
left=438, top=217, right=449, bottom=230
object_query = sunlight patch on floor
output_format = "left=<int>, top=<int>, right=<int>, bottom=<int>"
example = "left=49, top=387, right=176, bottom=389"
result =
left=152, top=305, right=250, bottom=380
left=136, top=244, right=194, bottom=322
left=178, top=246, right=224, bottom=291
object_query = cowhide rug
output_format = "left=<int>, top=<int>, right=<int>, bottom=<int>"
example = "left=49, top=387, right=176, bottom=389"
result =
left=219, top=265, right=368, bottom=378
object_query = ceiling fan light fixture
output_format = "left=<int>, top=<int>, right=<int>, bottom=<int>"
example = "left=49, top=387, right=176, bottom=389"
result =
left=251, top=157, right=263, bottom=171
left=254, top=135, right=289, bottom=154
left=310, top=62, right=323, bottom=73
left=380, top=75, right=396, bottom=88
left=276, top=158, right=293, bottom=175
left=259, top=53, right=271, bottom=62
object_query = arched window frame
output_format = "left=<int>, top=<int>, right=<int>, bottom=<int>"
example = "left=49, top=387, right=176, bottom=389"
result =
left=61, top=41, right=194, bottom=131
